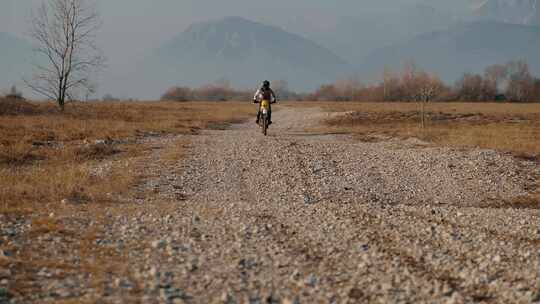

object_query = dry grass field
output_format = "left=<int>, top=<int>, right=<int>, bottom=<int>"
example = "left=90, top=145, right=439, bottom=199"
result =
left=0, top=99, right=253, bottom=215
left=0, top=99, right=254, bottom=299
left=293, top=101, right=540, bottom=159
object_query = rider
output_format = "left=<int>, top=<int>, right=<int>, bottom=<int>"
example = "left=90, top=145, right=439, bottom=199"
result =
left=253, top=80, right=277, bottom=125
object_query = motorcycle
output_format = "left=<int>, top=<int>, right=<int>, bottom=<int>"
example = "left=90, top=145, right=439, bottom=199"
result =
left=256, top=99, right=272, bottom=136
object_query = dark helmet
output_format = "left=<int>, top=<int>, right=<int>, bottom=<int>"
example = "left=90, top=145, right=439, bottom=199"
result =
left=262, top=80, right=270, bottom=89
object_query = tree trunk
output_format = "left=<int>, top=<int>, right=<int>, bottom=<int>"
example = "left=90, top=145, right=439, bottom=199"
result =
left=421, top=100, right=426, bottom=129
left=58, top=76, right=65, bottom=111
left=58, top=96, right=65, bottom=111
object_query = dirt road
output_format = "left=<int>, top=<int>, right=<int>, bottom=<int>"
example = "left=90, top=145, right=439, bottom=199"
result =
left=118, top=106, right=538, bottom=303
left=7, top=106, right=539, bottom=303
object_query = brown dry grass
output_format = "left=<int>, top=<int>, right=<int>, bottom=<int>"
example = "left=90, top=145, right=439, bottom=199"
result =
left=0, top=100, right=253, bottom=212
left=292, top=101, right=540, bottom=158
left=0, top=99, right=253, bottom=300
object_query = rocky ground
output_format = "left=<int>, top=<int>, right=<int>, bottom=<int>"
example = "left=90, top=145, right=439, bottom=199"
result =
left=1, top=107, right=539, bottom=303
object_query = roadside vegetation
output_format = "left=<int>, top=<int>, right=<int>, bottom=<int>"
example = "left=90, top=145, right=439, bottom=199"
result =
left=306, top=102, right=540, bottom=158
left=0, top=98, right=253, bottom=299
left=0, top=99, right=253, bottom=214
left=306, top=60, right=540, bottom=103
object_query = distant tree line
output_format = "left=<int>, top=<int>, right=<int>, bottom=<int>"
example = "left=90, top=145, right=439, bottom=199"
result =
left=161, top=79, right=302, bottom=102
left=307, top=60, right=540, bottom=102
left=162, top=60, right=540, bottom=103
left=161, top=85, right=250, bottom=102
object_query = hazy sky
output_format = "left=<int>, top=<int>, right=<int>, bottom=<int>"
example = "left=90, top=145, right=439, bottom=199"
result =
left=0, top=0, right=468, bottom=61
left=0, top=0, right=471, bottom=98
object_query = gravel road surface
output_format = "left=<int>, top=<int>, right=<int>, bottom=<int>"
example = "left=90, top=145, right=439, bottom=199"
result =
left=3, top=106, right=539, bottom=303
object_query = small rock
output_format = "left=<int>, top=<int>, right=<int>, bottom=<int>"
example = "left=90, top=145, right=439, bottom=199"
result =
left=37, top=268, right=52, bottom=278
left=529, top=291, right=540, bottom=302
left=303, top=194, right=317, bottom=205
left=0, top=268, right=11, bottom=278
left=348, top=288, right=364, bottom=299
left=187, top=259, right=198, bottom=272
left=0, top=250, right=9, bottom=259
left=282, top=298, right=299, bottom=304
left=221, top=292, right=236, bottom=304
left=265, top=294, right=280, bottom=304
left=290, top=269, right=301, bottom=281
left=61, top=195, right=88, bottom=205
left=359, top=244, right=369, bottom=252
left=442, top=283, right=454, bottom=297
left=445, top=291, right=464, bottom=304
left=0, top=288, right=11, bottom=301
left=152, top=239, right=167, bottom=249
left=55, top=288, right=73, bottom=298
left=165, top=288, right=190, bottom=301
left=304, top=274, right=317, bottom=287
left=149, top=267, right=159, bottom=278
left=238, top=258, right=257, bottom=270
left=3, top=228, right=16, bottom=237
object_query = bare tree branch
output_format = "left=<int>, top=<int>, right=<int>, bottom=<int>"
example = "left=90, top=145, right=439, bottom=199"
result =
left=26, top=0, right=104, bottom=110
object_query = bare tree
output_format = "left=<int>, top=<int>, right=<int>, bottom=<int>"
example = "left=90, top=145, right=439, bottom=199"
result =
left=272, top=79, right=289, bottom=93
left=455, top=73, right=495, bottom=101
left=272, top=80, right=292, bottom=100
left=506, top=60, right=534, bottom=102
left=26, top=0, right=104, bottom=110
left=382, top=68, right=401, bottom=101
left=484, top=64, right=508, bottom=93
left=161, top=87, right=193, bottom=102
left=412, top=71, right=444, bottom=128
left=400, top=60, right=418, bottom=100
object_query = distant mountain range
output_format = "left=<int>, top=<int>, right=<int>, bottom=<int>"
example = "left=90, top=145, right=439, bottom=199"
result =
left=138, top=15, right=540, bottom=96
left=306, top=3, right=462, bottom=65
left=5, top=9, right=540, bottom=99
left=0, top=32, right=33, bottom=92
left=360, top=21, right=540, bottom=82
left=311, top=0, right=540, bottom=69
left=473, top=0, right=540, bottom=25
left=144, top=17, right=350, bottom=92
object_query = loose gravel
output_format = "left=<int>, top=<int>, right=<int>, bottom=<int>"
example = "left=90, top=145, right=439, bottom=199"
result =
left=2, top=107, right=539, bottom=303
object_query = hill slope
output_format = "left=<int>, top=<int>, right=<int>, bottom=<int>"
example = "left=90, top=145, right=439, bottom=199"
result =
left=308, top=3, right=461, bottom=65
left=360, top=21, right=540, bottom=82
left=473, top=0, right=540, bottom=25
left=145, top=17, right=350, bottom=93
